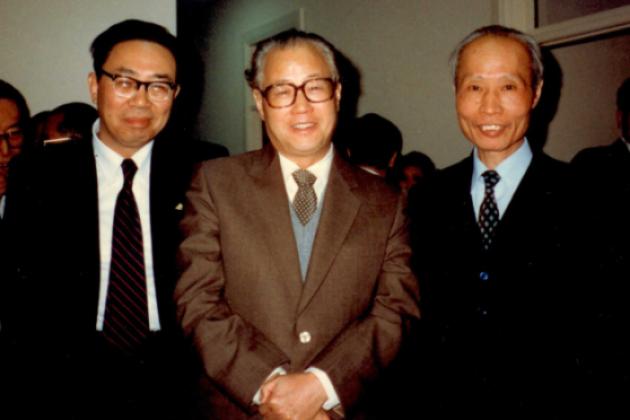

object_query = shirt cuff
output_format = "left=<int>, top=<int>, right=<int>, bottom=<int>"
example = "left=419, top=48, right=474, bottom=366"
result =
left=305, top=366, right=341, bottom=411
left=252, top=366, right=287, bottom=405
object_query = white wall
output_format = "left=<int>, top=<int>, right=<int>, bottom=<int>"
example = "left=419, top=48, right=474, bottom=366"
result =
left=195, top=0, right=495, bottom=167
left=0, top=0, right=175, bottom=115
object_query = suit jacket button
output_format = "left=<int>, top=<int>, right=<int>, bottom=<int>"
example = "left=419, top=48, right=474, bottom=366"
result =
left=299, top=331, right=311, bottom=344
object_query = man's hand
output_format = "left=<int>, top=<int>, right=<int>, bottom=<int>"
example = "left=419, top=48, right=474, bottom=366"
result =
left=259, top=372, right=328, bottom=420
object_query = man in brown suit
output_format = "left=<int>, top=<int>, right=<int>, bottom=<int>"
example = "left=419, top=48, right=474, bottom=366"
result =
left=175, top=29, right=420, bottom=419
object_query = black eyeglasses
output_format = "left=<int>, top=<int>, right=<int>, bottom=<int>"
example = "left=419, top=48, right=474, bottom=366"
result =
left=100, top=69, right=177, bottom=102
left=0, top=128, right=24, bottom=149
left=260, top=77, right=337, bottom=108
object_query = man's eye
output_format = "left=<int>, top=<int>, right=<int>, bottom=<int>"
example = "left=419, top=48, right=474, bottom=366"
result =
left=149, top=83, right=170, bottom=94
left=117, top=79, right=135, bottom=89
left=272, top=86, right=293, bottom=97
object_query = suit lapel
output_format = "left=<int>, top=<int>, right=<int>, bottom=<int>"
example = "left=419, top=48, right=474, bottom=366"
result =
left=68, top=140, right=101, bottom=314
left=249, top=146, right=303, bottom=306
left=498, top=153, right=545, bottom=235
left=450, top=157, right=482, bottom=252
left=298, top=154, right=361, bottom=314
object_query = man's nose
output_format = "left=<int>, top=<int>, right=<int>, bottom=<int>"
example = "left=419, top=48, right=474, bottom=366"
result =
left=0, top=139, right=10, bottom=157
left=292, top=88, right=312, bottom=112
left=480, top=90, right=502, bottom=114
left=129, top=85, right=150, bottom=106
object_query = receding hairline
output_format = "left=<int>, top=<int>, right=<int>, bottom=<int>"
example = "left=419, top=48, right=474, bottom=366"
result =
left=248, top=35, right=339, bottom=90
left=261, top=40, right=335, bottom=81
left=454, top=34, right=537, bottom=87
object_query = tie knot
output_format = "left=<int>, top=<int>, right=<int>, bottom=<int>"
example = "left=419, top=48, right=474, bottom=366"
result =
left=481, top=170, right=500, bottom=189
left=292, top=169, right=317, bottom=187
left=121, top=159, right=138, bottom=186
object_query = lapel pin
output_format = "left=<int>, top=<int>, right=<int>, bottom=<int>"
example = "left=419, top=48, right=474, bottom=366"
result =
left=175, top=203, right=184, bottom=211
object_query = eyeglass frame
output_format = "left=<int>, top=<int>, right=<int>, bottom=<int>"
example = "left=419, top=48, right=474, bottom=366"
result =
left=0, top=127, right=24, bottom=149
left=259, top=77, right=338, bottom=109
left=99, top=69, right=178, bottom=102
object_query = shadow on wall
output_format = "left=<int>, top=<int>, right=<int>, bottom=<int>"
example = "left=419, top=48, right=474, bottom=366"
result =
left=333, top=49, right=362, bottom=151
left=528, top=49, right=563, bottom=152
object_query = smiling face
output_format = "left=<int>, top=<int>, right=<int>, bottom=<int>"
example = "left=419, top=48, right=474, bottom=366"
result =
left=88, top=40, right=178, bottom=158
left=455, top=35, right=542, bottom=169
left=253, top=42, right=341, bottom=168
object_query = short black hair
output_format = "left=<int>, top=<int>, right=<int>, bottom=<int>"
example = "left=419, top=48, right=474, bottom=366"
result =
left=90, top=19, right=179, bottom=79
left=347, top=113, right=403, bottom=171
left=0, top=79, right=31, bottom=124
left=617, top=77, right=630, bottom=114
left=51, top=102, right=99, bottom=141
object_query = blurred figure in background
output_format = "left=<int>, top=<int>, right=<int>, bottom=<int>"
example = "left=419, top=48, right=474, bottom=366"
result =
left=395, top=150, right=436, bottom=192
left=0, top=80, right=30, bottom=217
left=43, top=102, right=98, bottom=144
left=31, top=102, right=98, bottom=148
left=345, top=112, right=402, bottom=182
left=0, top=79, right=30, bottom=414
left=570, top=76, right=630, bottom=416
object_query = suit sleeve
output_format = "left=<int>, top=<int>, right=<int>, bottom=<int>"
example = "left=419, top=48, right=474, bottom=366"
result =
left=310, top=194, right=421, bottom=412
left=174, top=165, right=290, bottom=412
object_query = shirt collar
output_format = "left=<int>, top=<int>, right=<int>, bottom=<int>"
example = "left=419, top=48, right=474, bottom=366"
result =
left=92, top=118, right=154, bottom=175
left=472, top=138, right=532, bottom=185
left=278, top=144, right=334, bottom=201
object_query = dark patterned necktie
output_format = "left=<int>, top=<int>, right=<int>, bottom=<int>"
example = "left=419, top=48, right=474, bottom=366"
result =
left=103, top=159, right=149, bottom=352
left=292, top=169, right=317, bottom=225
left=479, top=170, right=501, bottom=251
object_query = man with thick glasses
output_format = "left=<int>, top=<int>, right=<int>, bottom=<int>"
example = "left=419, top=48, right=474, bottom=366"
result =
left=175, top=29, right=419, bottom=419
left=6, top=19, right=197, bottom=419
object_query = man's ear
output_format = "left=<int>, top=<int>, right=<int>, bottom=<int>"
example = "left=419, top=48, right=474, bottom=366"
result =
left=253, top=89, right=265, bottom=121
left=532, top=80, right=544, bottom=109
left=88, top=72, right=98, bottom=104
left=334, top=82, right=342, bottom=111
left=616, top=110, right=622, bottom=129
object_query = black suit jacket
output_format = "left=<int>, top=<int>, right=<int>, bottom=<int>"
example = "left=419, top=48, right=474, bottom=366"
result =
left=5, top=136, right=199, bottom=419
left=408, top=152, right=581, bottom=418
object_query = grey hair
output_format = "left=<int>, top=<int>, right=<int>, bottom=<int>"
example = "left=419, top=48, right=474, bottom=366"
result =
left=449, top=25, right=544, bottom=91
left=244, top=29, right=339, bottom=89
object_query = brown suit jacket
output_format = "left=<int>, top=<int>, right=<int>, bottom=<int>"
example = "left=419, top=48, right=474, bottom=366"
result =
left=175, top=145, right=420, bottom=418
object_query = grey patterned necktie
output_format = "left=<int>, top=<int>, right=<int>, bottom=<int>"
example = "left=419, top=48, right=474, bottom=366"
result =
left=479, top=170, right=500, bottom=251
left=292, top=169, right=317, bottom=225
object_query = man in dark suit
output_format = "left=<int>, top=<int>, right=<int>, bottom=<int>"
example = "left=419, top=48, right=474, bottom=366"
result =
left=5, top=20, right=198, bottom=419
left=0, top=79, right=30, bottom=414
left=570, top=77, right=630, bottom=415
left=175, top=29, right=420, bottom=419
left=408, top=25, right=579, bottom=418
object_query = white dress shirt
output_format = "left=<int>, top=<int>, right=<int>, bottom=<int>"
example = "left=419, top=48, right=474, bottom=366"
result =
left=92, top=120, right=161, bottom=331
left=471, top=138, right=533, bottom=220
left=254, top=144, right=341, bottom=411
